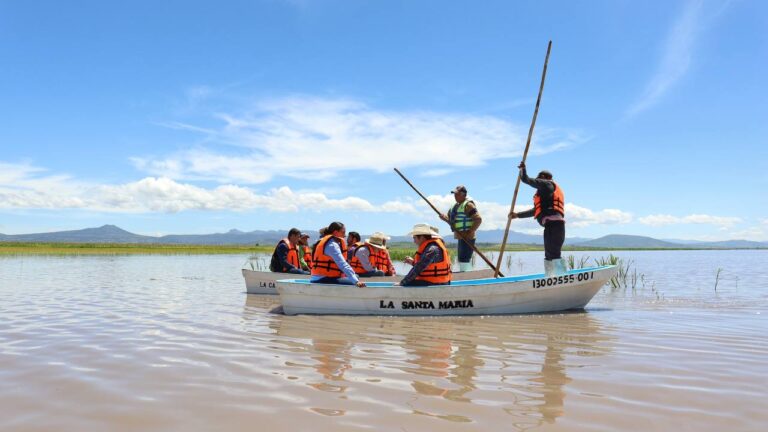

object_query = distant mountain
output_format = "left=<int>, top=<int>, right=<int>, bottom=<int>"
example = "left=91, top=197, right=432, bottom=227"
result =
left=693, top=240, right=768, bottom=248
left=573, top=234, right=681, bottom=249
left=1, top=226, right=765, bottom=249
left=0, top=225, right=156, bottom=243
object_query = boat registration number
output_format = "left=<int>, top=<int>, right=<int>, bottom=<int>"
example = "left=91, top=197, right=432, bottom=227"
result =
left=531, top=271, right=594, bottom=289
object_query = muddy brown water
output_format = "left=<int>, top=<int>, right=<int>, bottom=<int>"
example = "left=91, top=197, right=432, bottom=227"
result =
left=1, top=250, right=766, bottom=431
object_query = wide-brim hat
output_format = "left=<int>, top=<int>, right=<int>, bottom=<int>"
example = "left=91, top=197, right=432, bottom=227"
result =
left=366, top=231, right=390, bottom=248
left=408, top=223, right=442, bottom=238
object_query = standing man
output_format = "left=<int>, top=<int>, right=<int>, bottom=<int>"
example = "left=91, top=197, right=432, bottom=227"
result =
left=440, top=185, right=482, bottom=272
left=509, top=162, right=566, bottom=276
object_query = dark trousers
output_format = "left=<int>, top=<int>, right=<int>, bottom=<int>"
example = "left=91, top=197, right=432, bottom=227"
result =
left=543, top=220, right=565, bottom=260
left=457, top=237, right=475, bottom=263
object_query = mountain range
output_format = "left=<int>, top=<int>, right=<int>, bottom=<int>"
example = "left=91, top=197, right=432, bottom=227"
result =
left=1, top=225, right=766, bottom=249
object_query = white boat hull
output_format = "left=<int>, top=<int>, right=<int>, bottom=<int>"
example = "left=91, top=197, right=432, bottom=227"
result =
left=242, top=268, right=496, bottom=294
left=275, top=266, right=617, bottom=316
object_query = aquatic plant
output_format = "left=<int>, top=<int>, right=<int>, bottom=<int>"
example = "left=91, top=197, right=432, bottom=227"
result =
left=594, top=254, right=644, bottom=291
left=714, top=267, right=723, bottom=292
left=565, top=254, right=590, bottom=270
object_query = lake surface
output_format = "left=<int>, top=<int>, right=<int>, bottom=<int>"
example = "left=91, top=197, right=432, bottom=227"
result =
left=1, top=250, right=766, bottom=431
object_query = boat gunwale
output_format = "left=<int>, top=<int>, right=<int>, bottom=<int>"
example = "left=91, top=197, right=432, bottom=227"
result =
left=276, top=265, right=616, bottom=289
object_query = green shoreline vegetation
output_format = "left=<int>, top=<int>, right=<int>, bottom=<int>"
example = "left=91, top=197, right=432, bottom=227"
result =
left=0, top=241, right=759, bottom=257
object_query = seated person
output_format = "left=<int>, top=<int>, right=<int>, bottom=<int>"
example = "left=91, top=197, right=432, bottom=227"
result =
left=346, top=231, right=361, bottom=260
left=298, top=232, right=312, bottom=271
left=311, top=222, right=366, bottom=287
left=396, top=223, right=452, bottom=286
left=270, top=228, right=310, bottom=274
left=349, top=234, right=387, bottom=277
left=368, top=232, right=396, bottom=276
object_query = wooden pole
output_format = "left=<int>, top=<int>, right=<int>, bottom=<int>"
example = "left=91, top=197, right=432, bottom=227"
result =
left=393, top=168, right=504, bottom=277
left=494, top=40, right=553, bottom=278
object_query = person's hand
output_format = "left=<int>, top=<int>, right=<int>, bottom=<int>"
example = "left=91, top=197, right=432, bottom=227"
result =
left=509, top=211, right=518, bottom=219
left=439, top=213, right=449, bottom=222
left=518, top=161, right=526, bottom=169
left=403, top=256, right=414, bottom=265
left=356, top=281, right=367, bottom=288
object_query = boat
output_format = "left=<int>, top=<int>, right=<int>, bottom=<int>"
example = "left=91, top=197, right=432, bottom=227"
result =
left=242, top=268, right=497, bottom=294
left=274, top=265, right=617, bottom=315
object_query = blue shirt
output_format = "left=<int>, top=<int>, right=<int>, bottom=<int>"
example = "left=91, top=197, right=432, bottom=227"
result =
left=310, top=239, right=359, bottom=283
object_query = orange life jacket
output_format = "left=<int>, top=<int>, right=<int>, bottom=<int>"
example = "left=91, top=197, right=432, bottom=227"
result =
left=351, top=242, right=396, bottom=275
left=533, top=181, right=565, bottom=220
left=311, top=235, right=348, bottom=278
left=271, top=238, right=300, bottom=272
left=373, top=247, right=395, bottom=275
left=413, top=239, right=452, bottom=284
left=349, top=242, right=373, bottom=275
left=302, top=245, right=313, bottom=269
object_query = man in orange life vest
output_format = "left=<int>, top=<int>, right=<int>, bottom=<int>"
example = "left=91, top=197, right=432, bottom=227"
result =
left=269, top=228, right=310, bottom=274
left=395, top=223, right=452, bottom=287
left=346, top=231, right=361, bottom=261
left=509, top=162, right=567, bottom=276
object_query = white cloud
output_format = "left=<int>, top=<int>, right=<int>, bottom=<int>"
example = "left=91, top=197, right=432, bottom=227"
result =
left=625, top=0, right=704, bottom=117
left=638, top=213, right=741, bottom=228
left=0, top=162, right=638, bottom=233
left=565, top=204, right=633, bottom=228
left=0, top=162, right=421, bottom=215
left=136, top=95, right=585, bottom=184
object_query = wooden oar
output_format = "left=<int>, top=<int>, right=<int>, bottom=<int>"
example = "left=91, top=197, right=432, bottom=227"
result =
left=494, top=40, right=553, bottom=278
left=393, top=168, right=504, bottom=277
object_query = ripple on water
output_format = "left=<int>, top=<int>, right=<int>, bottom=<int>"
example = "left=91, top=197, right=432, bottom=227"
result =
left=1, top=252, right=767, bottom=431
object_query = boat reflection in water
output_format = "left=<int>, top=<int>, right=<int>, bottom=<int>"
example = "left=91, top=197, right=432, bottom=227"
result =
left=244, top=295, right=615, bottom=428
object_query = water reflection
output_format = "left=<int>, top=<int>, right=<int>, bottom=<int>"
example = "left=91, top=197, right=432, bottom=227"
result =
left=249, top=297, right=615, bottom=428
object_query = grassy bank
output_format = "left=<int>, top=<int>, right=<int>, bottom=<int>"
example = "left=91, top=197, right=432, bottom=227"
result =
left=0, top=242, right=266, bottom=256
left=1, top=241, right=756, bottom=256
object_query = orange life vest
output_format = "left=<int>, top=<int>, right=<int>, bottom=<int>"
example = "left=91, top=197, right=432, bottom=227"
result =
left=533, top=181, right=565, bottom=220
left=271, top=238, right=300, bottom=272
left=311, top=235, right=348, bottom=278
left=350, top=242, right=396, bottom=275
left=349, top=242, right=373, bottom=275
left=302, top=245, right=313, bottom=269
left=413, top=239, right=452, bottom=284
left=374, top=247, right=395, bottom=275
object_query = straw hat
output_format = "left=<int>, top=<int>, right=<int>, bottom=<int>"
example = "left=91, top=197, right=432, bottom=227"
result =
left=408, top=223, right=442, bottom=238
left=366, top=231, right=390, bottom=248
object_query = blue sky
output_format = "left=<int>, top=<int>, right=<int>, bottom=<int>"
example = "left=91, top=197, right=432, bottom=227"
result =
left=1, top=0, right=766, bottom=240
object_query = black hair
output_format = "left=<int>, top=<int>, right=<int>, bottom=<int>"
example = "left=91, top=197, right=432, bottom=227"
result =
left=348, top=231, right=361, bottom=242
left=288, top=228, right=301, bottom=237
left=326, top=221, right=345, bottom=235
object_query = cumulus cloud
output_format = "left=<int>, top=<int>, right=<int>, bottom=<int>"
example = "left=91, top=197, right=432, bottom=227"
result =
left=638, top=213, right=741, bottom=228
left=135, top=96, right=585, bottom=184
left=565, top=204, right=634, bottom=228
left=0, top=162, right=421, bottom=215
